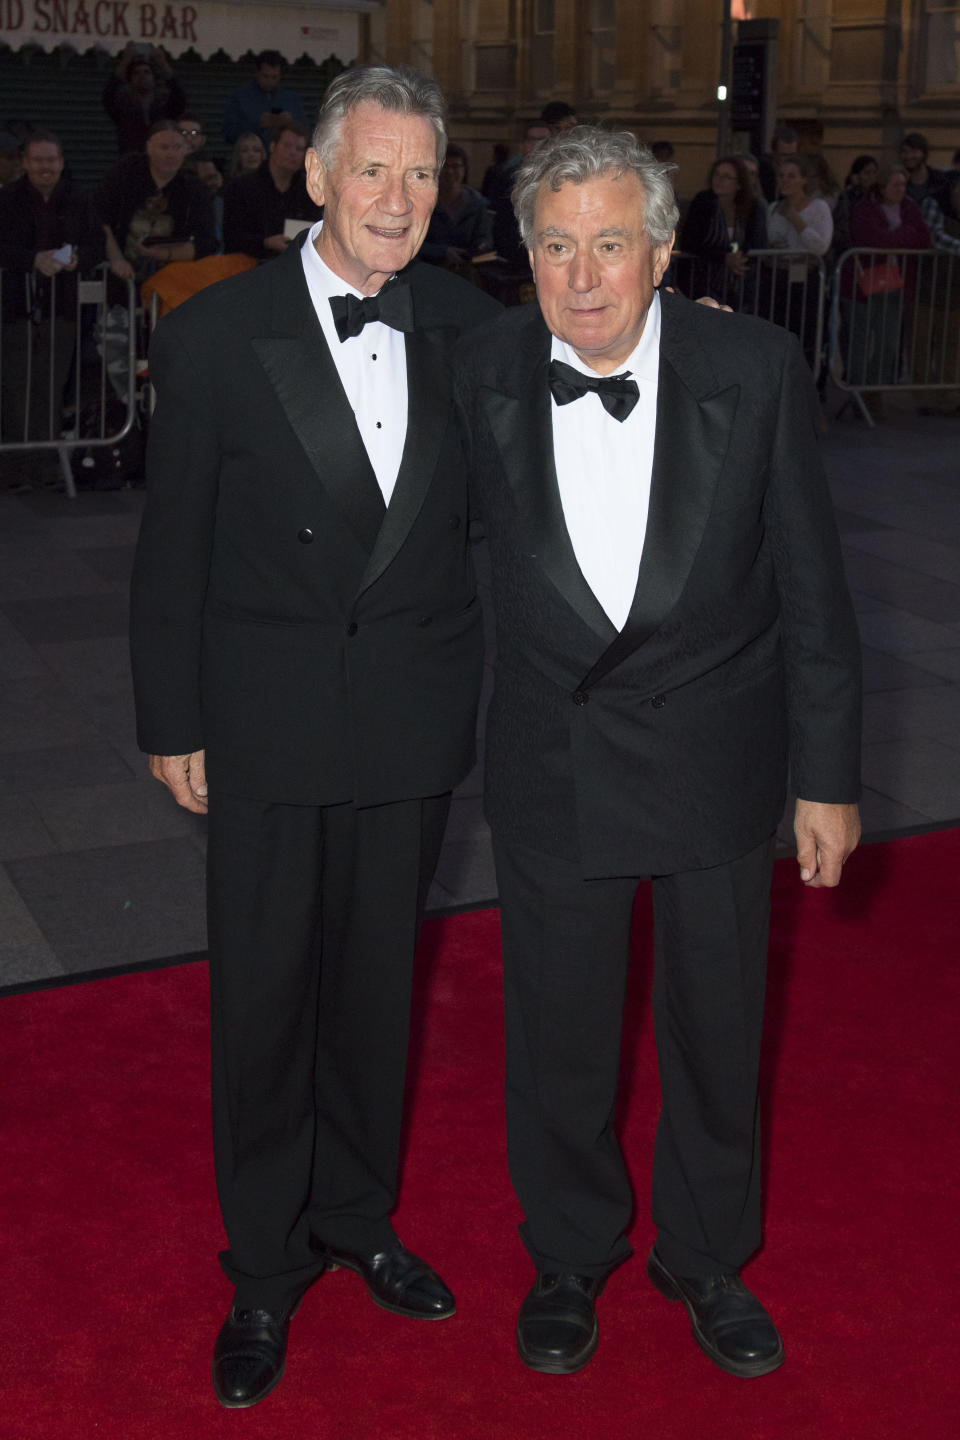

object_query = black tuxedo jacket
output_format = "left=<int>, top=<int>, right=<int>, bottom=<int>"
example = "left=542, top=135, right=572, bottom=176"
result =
left=130, top=239, right=499, bottom=806
left=455, top=292, right=862, bottom=877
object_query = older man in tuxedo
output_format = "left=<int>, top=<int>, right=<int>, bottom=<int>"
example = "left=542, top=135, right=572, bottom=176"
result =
left=455, top=128, right=861, bottom=1378
left=130, top=67, right=498, bottom=1408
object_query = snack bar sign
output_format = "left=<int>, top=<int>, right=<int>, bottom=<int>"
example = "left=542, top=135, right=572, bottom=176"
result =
left=3, top=0, right=199, bottom=42
left=0, top=0, right=359, bottom=58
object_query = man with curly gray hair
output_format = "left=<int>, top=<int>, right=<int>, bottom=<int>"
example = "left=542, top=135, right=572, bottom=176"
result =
left=455, top=125, right=861, bottom=1377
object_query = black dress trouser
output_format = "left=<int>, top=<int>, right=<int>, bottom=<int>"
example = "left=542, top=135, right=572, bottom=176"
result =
left=206, top=789, right=450, bottom=1315
left=493, top=832, right=775, bottom=1281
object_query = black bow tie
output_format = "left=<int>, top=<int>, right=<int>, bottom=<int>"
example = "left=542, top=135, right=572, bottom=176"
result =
left=329, top=277, right=415, bottom=342
left=548, top=358, right=640, bottom=422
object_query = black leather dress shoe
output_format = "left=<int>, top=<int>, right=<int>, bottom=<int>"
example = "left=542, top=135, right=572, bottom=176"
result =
left=324, top=1240, right=455, bottom=1319
left=647, top=1248, right=784, bottom=1377
left=516, top=1272, right=605, bottom=1374
left=212, top=1306, right=292, bottom=1408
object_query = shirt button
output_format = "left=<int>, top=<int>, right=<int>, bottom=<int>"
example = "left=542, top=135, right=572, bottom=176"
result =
left=371, top=353, right=377, bottom=360
left=297, top=528, right=314, bottom=544
left=572, top=690, right=589, bottom=706
left=651, top=694, right=666, bottom=709
left=449, top=515, right=461, bottom=531
left=346, top=621, right=358, bottom=636
left=375, top=421, right=382, bottom=429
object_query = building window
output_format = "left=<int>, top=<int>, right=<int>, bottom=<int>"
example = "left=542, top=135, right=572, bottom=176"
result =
left=532, top=0, right=555, bottom=95
left=923, top=2, right=960, bottom=90
left=588, top=0, right=616, bottom=96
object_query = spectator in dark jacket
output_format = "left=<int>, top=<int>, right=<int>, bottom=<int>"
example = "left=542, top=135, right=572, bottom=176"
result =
left=97, top=120, right=217, bottom=286
left=679, top=154, right=766, bottom=304
left=0, top=131, right=101, bottom=447
left=222, top=123, right=321, bottom=261
left=420, top=144, right=493, bottom=271
left=832, top=154, right=878, bottom=257
left=102, top=43, right=186, bottom=158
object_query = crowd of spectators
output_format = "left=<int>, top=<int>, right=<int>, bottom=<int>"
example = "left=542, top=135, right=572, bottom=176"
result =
left=3, top=58, right=960, bottom=454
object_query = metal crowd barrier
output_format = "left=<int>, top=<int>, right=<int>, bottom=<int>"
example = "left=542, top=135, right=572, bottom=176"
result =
left=670, top=249, right=828, bottom=384
left=829, top=247, right=960, bottom=426
left=0, top=266, right=137, bottom=499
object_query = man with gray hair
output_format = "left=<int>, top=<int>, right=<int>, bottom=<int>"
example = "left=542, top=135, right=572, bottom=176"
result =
left=455, top=127, right=861, bottom=1377
left=130, top=66, right=498, bottom=1407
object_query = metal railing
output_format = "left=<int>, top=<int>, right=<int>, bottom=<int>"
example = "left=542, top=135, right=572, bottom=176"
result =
left=0, top=266, right=137, bottom=498
left=670, top=249, right=828, bottom=384
left=829, top=246, right=960, bottom=425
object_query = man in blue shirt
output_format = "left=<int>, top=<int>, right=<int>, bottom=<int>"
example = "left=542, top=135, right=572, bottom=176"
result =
left=222, top=50, right=307, bottom=148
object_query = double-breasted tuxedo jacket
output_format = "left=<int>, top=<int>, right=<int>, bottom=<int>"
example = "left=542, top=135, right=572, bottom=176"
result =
left=129, top=240, right=500, bottom=1303
left=130, top=240, right=499, bottom=809
left=456, top=291, right=862, bottom=878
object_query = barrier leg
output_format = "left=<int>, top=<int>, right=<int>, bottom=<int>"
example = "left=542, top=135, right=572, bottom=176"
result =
left=58, top=445, right=77, bottom=500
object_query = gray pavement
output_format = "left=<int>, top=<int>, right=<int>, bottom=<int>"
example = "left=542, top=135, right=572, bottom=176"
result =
left=1, top=401, right=958, bottom=990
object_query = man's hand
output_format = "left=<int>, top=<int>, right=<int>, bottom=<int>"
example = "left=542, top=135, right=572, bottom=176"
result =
left=109, top=256, right=135, bottom=281
left=34, top=250, right=66, bottom=278
left=149, top=750, right=208, bottom=814
left=724, top=250, right=748, bottom=276
left=793, top=799, right=860, bottom=887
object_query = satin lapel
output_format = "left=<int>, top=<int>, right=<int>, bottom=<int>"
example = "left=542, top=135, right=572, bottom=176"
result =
left=577, top=323, right=740, bottom=690
left=359, top=325, right=452, bottom=594
left=481, top=312, right=614, bottom=641
left=251, top=253, right=384, bottom=555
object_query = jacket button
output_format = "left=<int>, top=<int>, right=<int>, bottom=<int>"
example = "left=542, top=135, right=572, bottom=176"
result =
left=572, top=690, right=589, bottom=706
left=449, top=515, right=461, bottom=530
left=346, top=621, right=358, bottom=636
left=651, top=694, right=666, bottom=709
left=297, top=528, right=314, bottom=544
left=418, top=615, right=433, bottom=627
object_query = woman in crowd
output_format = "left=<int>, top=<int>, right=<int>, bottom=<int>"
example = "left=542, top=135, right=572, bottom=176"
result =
left=679, top=154, right=767, bottom=306
left=767, top=155, right=834, bottom=256
left=832, top=154, right=879, bottom=256
left=228, top=131, right=266, bottom=180
left=766, top=155, right=833, bottom=370
left=420, top=143, right=493, bottom=272
left=840, top=160, right=930, bottom=409
left=805, top=153, right=841, bottom=210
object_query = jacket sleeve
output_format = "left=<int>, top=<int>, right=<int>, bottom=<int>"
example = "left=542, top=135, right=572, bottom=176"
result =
left=129, top=316, right=221, bottom=755
left=763, top=333, right=862, bottom=801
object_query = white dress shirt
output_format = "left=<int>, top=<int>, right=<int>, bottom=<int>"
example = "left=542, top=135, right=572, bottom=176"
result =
left=551, top=291, right=661, bottom=631
left=300, top=219, right=407, bottom=505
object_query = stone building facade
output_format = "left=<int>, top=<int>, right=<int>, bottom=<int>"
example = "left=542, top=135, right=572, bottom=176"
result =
left=360, top=1, right=960, bottom=200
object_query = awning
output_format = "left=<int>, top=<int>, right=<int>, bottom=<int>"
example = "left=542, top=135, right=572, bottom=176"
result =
left=0, top=0, right=379, bottom=63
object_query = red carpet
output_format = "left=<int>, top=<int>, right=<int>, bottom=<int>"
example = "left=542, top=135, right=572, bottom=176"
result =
left=3, top=830, right=958, bottom=1439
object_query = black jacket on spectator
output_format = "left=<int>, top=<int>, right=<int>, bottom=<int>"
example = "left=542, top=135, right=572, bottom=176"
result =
left=95, top=153, right=218, bottom=263
left=222, top=163, right=322, bottom=260
left=679, top=189, right=767, bottom=301
left=0, top=173, right=102, bottom=318
left=102, top=72, right=187, bottom=157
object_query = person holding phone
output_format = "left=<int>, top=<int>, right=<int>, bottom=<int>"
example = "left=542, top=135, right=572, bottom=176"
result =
left=222, top=50, right=308, bottom=149
left=0, top=129, right=101, bottom=462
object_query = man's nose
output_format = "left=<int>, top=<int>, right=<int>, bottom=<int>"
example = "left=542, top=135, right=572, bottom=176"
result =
left=380, top=174, right=413, bottom=215
left=568, top=249, right=599, bottom=293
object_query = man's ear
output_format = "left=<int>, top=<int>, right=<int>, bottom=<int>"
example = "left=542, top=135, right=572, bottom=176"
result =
left=652, top=231, right=675, bottom=287
left=305, top=148, right=325, bottom=206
